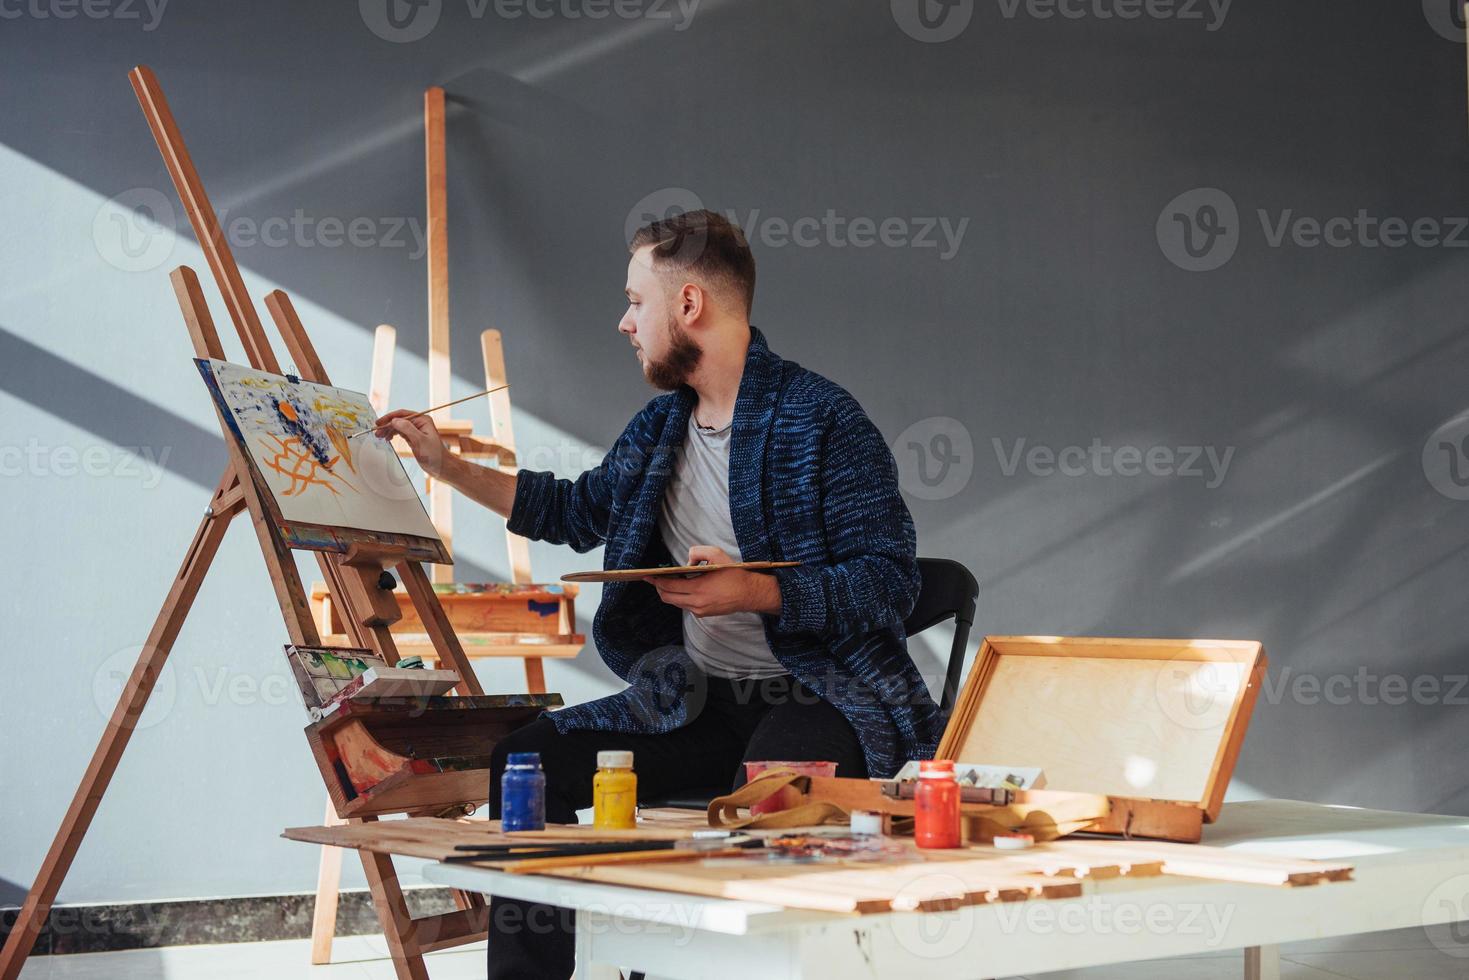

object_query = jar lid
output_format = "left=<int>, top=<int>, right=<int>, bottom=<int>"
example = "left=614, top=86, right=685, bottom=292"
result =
left=918, top=759, right=955, bottom=777
left=506, top=752, right=541, bottom=767
left=598, top=750, right=634, bottom=769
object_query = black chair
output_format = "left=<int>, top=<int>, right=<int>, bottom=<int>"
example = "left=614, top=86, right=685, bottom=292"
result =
left=910, top=556, right=981, bottom=720
left=639, top=556, right=980, bottom=810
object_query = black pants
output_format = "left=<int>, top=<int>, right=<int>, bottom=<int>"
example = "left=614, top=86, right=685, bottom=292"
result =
left=484, top=673, right=868, bottom=979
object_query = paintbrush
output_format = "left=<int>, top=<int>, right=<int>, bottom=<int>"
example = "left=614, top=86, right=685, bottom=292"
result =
left=346, top=383, right=511, bottom=439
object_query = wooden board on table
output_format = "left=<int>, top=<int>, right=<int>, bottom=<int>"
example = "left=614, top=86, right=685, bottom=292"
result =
left=538, top=856, right=1084, bottom=914
left=535, top=838, right=1352, bottom=913
left=562, top=561, right=800, bottom=583
left=1049, top=839, right=1355, bottom=886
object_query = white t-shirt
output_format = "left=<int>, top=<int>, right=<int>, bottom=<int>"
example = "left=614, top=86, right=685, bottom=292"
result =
left=656, top=414, right=787, bottom=679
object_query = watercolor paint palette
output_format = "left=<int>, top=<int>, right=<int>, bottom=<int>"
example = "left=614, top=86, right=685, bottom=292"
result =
left=286, top=645, right=385, bottom=711
left=284, top=644, right=461, bottom=719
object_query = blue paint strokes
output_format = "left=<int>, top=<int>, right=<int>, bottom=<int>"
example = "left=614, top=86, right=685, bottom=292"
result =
left=196, top=359, right=249, bottom=446
left=271, top=396, right=333, bottom=467
left=527, top=600, right=558, bottom=617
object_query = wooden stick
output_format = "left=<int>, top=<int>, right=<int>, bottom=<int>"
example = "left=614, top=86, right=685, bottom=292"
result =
left=346, top=384, right=511, bottom=439
left=129, top=66, right=280, bottom=374
left=425, top=87, right=454, bottom=585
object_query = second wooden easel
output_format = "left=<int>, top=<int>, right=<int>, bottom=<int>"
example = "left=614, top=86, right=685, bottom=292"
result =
left=307, top=86, right=584, bottom=695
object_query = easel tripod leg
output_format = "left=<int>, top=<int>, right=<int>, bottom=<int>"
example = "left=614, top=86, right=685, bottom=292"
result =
left=309, top=799, right=348, bottom=964
left=359, top=844, right=432, bottom=980
left=0, top=472, right=241, bottom=980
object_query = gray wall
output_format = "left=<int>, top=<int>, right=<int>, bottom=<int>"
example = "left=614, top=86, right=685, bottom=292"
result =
left=3, top=0, right=1468, bottom=904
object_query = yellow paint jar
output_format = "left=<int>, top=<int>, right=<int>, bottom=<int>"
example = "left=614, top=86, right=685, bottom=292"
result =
left=593, top=750, right=637, bottom=830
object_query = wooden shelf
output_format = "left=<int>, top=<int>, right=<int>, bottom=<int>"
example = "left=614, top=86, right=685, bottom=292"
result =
left=305, top=694, right=562, bottom=819
left=309, top=580, right=586, bottom=664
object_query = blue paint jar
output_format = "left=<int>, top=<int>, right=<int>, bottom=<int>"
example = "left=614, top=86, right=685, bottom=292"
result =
left=500, top=752, right=546, bottom=831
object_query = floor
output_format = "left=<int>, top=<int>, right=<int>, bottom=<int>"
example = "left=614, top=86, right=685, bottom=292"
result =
left=12, top=925, right=1467, bottom=978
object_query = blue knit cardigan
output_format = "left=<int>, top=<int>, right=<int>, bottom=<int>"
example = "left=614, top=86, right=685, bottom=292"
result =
left=507, top=327, right=943, bottom=778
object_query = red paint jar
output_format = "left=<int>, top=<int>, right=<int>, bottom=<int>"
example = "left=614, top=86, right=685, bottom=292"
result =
left=914, top=759, right=962, bottom=849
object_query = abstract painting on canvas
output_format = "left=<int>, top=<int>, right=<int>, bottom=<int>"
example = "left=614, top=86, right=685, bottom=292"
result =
left=196, top=358, right=441, bottom=542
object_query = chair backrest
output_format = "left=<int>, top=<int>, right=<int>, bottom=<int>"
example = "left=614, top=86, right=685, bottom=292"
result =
left=903, top=557, right=980, bottom=720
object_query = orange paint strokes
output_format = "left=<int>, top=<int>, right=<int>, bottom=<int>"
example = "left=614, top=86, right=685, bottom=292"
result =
left=258, top=434, right=357, bottom=497
left=325, top=425, right=357, bottom=474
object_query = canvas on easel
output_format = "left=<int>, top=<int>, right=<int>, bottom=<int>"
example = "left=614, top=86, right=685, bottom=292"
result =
left=196, top=359, right=440, bottom=542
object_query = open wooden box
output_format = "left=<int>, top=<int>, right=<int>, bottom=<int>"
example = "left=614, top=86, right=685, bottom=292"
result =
left=305, top=693, right=562, bottom=818
left=804, top=636, right=1266, bottom=843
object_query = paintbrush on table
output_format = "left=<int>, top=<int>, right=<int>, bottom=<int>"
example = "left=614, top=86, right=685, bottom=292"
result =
left=345, top=383, right=510, bottom=439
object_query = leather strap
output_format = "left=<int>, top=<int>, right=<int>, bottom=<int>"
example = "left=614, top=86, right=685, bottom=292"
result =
left=706, top=769, right=850, bottom=830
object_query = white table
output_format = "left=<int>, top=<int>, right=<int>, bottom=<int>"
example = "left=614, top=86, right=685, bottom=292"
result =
left=424, top=800, right=1469, bottom=979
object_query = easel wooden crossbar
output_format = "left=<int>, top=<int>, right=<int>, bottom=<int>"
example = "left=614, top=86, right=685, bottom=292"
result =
left=0, top=65, right=523, bottom=980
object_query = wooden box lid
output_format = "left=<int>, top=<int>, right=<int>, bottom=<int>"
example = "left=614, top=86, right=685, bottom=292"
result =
left=935, top=636, right=1267, bottom=822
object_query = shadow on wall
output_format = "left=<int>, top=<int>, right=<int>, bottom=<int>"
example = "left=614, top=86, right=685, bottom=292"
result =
left=0, top=325, right=226, bottom=490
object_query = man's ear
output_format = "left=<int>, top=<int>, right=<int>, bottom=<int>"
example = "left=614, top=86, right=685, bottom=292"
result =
left=678, top=282, right=706, bottom=326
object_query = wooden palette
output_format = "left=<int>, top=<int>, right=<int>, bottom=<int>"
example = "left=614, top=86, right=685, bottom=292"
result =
left=561, top=561, right=800, bottom=583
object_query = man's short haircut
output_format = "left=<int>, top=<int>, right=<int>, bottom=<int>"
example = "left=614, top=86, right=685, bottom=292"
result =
left=629, top=208, right=756, bottom=318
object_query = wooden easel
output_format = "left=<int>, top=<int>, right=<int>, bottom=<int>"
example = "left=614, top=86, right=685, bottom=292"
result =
left=0, top=66, right=543, bottom=980
left=307, top=86, right=584, bottom=691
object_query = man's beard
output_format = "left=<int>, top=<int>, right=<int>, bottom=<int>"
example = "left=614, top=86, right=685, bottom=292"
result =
left=643, top=316, right=703, bottom=391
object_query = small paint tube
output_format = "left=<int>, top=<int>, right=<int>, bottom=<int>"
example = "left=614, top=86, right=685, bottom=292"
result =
left=849, top=810, right=883, bottom=836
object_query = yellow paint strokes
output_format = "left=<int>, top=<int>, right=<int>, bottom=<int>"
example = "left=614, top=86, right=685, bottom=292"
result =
left=325, top=425, right=357, bottom=474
